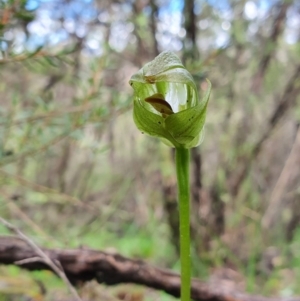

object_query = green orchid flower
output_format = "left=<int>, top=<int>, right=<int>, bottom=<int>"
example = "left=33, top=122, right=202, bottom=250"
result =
left=129, top=51, right=211, bottom=149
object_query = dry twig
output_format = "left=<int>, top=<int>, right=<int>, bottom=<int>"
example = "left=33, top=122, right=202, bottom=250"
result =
left=0, top=217, right=82, bottom=301
left=1, top=235, right=300, bottom=301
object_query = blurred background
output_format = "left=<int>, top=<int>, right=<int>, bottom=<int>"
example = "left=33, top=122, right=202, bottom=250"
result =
left=0, top=0, right=300, bottom=300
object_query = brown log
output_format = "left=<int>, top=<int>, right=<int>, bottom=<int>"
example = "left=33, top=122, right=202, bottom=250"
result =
left=0, top=235, right=298, bottom=301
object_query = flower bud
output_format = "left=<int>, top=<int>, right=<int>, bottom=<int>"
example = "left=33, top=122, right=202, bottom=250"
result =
left=129, top=51, right=211, bottom=148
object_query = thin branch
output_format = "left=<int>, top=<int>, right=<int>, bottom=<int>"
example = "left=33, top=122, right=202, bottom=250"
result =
left=0, top=51, right=55, bottom=64
left=0, top=191, right=56, bottom=242
left=1, top=235, right=300, bottom=301
left=0, top=102, right=98, bottom=127
left=0, top=169, right=84, bottom=207
left=252, top=2, right=291, bottom=93
left=262, top=125, right=300, bottom=229
left=0, top=217, right=82, bottom=301
left=229, top=64, right=300, bottom=196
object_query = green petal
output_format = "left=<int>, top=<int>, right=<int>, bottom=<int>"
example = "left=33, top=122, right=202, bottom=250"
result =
left=133, top=98, right=179, bottom=147
left=143, top=51, right=185, bottom=76
left=185, top=129, right=205, bottom=148
left=164, top=80, right=211, bottom=147
left=129, top=52, right=198, bottom=106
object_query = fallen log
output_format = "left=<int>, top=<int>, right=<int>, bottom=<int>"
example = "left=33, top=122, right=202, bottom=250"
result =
left=0, top=236, right=298, bottom=301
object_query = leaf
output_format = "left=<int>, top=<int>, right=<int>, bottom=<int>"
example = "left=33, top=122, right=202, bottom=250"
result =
left=43, top=56, right=59, bottom=67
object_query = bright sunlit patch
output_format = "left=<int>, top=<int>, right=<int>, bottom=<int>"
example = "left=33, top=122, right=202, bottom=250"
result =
left=244, top=1, right=258, bottom=20
left=221, top=21, right=231, bottom=31
left=63, top=19, right=76, bottom=34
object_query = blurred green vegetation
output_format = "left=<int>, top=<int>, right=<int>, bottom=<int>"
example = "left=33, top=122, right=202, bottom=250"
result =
left=1, top=0, right=300, bottom=300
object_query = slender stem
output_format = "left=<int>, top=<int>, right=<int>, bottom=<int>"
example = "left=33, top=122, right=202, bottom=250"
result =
left=175, top=147, right=191, bottom=301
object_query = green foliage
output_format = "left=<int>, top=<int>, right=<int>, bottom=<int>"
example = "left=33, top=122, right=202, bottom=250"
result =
left=0, top=0, right=300, bottom=300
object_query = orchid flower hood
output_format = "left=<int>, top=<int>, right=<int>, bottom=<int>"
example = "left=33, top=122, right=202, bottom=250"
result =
left=129, top=51, right=211, bottom=148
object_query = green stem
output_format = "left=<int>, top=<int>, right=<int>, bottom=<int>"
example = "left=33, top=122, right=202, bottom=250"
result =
left=175, top=147, right=191, bottom=301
